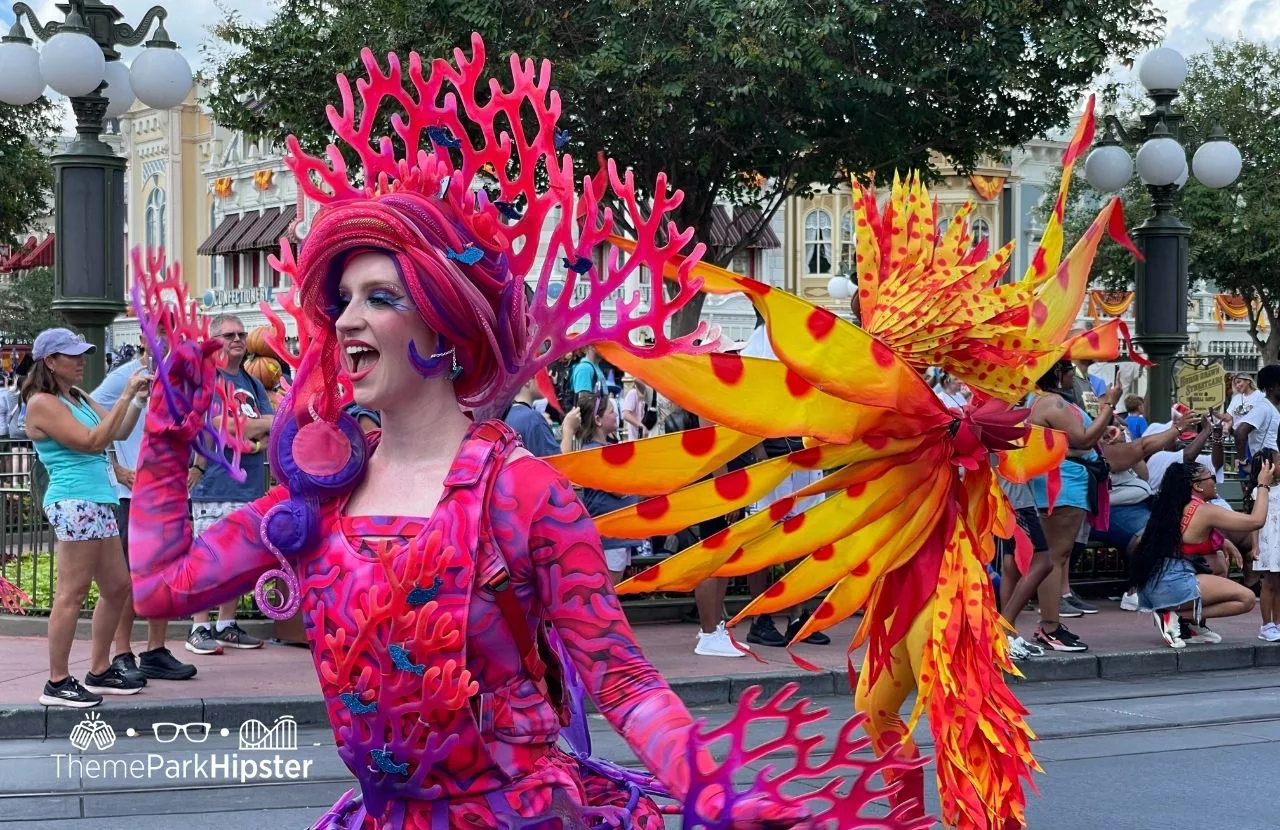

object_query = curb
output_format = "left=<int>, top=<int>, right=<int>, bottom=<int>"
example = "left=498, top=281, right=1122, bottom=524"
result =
left=4, top=643, right=1277, bottom=740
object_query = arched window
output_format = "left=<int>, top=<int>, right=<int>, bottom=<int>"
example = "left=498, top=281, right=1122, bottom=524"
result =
left=804, top=209, right=832, bottom=275
left=145, top=188, right=166, bottom=251
left=970, top=217, right=991, bottom=250
left=838, top=209, right=857, bottom=275
left=937, top=215, right=951, bottom=238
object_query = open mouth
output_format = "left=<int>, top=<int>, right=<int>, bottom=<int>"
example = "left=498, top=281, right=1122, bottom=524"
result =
left=344, top=344, right=380, bottom=379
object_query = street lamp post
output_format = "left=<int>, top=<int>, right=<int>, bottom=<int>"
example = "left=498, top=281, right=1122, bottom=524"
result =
left=0, top=1, right=192, bottom=388
left=1084, top=47, right=1242, bottom=421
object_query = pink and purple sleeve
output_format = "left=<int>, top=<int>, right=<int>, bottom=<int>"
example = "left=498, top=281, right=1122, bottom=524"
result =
left=129, top=424, right=288, bottom=619
left=526, top=469, right=709, bottom=799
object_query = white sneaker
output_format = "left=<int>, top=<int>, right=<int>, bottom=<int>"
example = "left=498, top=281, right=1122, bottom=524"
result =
left=1184, top=620, right=1222, bottom=644
left=717, top=622, right=750, bottom=650
left=695, top=626, right=745, bottom=657
left=1261, top=623, right=1280, bottom=643
left=1154, top=610, right=1185, bottom=649
left=1120, top=591, right=1139, bottom=612
left=1006, top=634, right=1041, bottom=661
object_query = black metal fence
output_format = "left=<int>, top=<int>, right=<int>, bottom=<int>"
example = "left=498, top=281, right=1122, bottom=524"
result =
left=0, top=439, right=56, bottom=613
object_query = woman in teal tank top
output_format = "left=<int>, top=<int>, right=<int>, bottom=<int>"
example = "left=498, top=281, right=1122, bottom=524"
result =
left=22, top=328, right=152, bottom=708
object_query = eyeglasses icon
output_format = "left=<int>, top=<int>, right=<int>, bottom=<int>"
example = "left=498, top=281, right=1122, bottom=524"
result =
left=152, top=722, right=211, bottom=743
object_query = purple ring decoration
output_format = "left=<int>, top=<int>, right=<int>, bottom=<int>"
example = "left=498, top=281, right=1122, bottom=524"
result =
left=270, top=406, right=367, bottom=499
left=255, top=501, right=306, bottom=620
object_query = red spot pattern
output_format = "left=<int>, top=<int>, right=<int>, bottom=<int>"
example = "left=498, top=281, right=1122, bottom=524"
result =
left=812, top=544, right=835, bottom=562
left=703, top=526, right=732, bottom=549
left=791, top=446, right=822, bottom=468
left=814, top=604, right=834, bottom=620
left=637, top=496, right=670, bottom=520
left=851, top=561, right=871, bottom=577
left=784, top=369, right=812, bottom=398
left=1031, top=301, right=1048, bottom=324
left=806, top=307, right=837, bottom=341
left=709, top=353, right=745, bottom=385
left=734, top=276, right=770, bottom=295
left=845, top=482, right=868, bottom=498
left=725, top=548, right=745, bottom=565
left=764, top=582, right=786, bottom=599
left=769, top=498, right=796, bottom=521
left=601, top=442, right=636, bottom=466
left=871, top=340, right=895, bottom=367
left=680, top=428, right=717, bottom=457
left=714, top=470, right=750, bottom=500
left=782, top=514, right=806, bottom=534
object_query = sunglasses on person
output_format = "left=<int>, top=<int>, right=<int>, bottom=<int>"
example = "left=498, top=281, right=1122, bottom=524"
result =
left=1193, top=474, right=1214, bottom=483
left=216, top=331, right=248, bottom=341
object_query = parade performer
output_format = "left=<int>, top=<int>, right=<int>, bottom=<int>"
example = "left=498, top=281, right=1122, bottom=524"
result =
left=126, top=35, right=926, bottom=830
left=573, top=97, right=1144, bottom=829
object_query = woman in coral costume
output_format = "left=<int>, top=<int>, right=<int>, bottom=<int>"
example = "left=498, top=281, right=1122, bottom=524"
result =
left=124, top=36, right=926, bottom=830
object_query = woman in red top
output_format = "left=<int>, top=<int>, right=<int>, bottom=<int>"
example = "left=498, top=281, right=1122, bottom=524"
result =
left=1129, top=460, right=1269, bottom=648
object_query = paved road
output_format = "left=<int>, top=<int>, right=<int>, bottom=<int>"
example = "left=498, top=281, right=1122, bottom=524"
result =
left=4, top=668, right=1280, bottom=828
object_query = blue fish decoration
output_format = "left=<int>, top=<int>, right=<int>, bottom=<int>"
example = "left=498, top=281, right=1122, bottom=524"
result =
left=389, top=645, right=425, bottom=676
left=554, top=129, right=570, bottom=149
left=447, top=246, right=484, bottom=266
left=426, top=126, right=461, bottom=148
left=562, top=256, right=593, bottom=274
left=406, top=577, right=444, bottom=607
left=370, top=749, right=409, bottom=777
left=494, top=200, right=522, bottom=220
left=340, top=692, right=377, bottom=715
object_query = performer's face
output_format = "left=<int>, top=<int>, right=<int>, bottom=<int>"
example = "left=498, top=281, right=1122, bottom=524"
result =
left=333, top=252, right=439, bottom=409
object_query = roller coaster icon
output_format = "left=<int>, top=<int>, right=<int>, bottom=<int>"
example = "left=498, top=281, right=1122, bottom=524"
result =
left=237, top=715, right=298, bottom=751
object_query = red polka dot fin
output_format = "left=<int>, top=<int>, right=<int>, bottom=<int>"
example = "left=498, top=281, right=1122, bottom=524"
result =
left=543, top=425, right=760, bottom=497
left=595, top=342, right=953, bottom=446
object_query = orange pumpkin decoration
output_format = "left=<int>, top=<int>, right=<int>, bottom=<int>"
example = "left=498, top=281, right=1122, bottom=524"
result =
left=246, top=326, right=280, bottom=360
left=244, top=355, right=283, bottom=390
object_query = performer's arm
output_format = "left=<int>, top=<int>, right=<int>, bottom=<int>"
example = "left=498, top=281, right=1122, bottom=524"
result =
left=128, top=407, right=288, bottom=619
left=527, top=467, right=705, bottom=798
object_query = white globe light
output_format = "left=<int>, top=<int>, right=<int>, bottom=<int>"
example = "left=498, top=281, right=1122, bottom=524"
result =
left=102, top=60, right=134, bottom=120
left=826, top=276, right=853, bottom=300
left=0, top=40, right=45, bottom=105
left=130, top=45, right=193, bottom=110
left=39, top=30, right=105, bottom=98
left=1084, top=145, right=1134, bottom=192
left=1138, top=47, right=1188, bottom=92
left=1135, top=136, right=1186, bottom=186
left=1174, top=162, right=1189, bottom=190
left=1192, top=140, right=1243, bottom=189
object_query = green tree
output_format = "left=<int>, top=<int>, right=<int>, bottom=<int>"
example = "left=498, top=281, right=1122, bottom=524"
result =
left=0, top=99, right=55, bottom=247
left=205, top=0, right=1163, bottom=333
left=1045, top=40, right=1280, bottom=361
left=0, top=267, right=62, bottom=342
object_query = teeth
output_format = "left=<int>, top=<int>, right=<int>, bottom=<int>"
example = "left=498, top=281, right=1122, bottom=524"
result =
left=345, top=346, right=375, bottom=356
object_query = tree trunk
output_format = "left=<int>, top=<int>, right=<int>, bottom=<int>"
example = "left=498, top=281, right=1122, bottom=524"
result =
left=1264, top=325, right=1280, bottom=366
left=670, top=293, right=709, bottom=340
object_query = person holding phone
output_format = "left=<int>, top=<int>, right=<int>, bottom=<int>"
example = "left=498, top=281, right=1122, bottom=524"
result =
left=22, top=328, right=153, bottom=707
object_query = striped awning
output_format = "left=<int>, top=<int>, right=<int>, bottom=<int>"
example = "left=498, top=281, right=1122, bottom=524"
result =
left=706, top=206, right=781, bottom=250
left=17, top=234, right=54, bottom=269
left=0, top=237, right=37, bottom=272
left=258, top=205, right=299, bottom=250
left=197, top=214, right=245, bottom=256
left=227, top=207, right=281, bottom=254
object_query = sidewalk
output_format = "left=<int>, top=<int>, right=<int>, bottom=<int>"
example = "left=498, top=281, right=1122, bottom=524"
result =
left=2, top=604, right=1277, bottom=739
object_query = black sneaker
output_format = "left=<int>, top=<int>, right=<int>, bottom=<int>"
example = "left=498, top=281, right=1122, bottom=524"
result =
left=745, top=615, right=788, bottom=647
left=139, top=647, right=198, bottom=680
left=110, top=653, right=147, bottom=687
left=785, top=614, right=831, bottom=645
left=1034, top=623, right=1089, bottom=653
left=39, top=676, right=102, bottom=708
left=185, top=626, right=223, bottom=655
left=214, top=622, right=264, bottom=650
left=84, top=666, right=145, bottom=696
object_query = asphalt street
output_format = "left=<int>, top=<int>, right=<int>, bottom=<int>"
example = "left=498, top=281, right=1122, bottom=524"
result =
left=4, top=667, right=1280, bottom=828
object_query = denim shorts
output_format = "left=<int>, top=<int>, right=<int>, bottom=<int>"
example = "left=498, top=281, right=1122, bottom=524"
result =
left=1091, top=502, right=1150, bottom=552
left=45, top=500, right=120, bottom=543
left=1138, top=557, right=1201, bottom=612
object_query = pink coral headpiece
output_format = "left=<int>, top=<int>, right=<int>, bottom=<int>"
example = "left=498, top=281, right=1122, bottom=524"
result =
left=270, top=33, right=717, bottom=422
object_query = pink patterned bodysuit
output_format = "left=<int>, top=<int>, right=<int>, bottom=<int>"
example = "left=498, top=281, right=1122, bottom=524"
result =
left=129, top=420, right=701, bottom=829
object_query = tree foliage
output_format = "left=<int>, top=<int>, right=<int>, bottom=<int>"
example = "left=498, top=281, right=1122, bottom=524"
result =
left=0, top=267, right=61, bottom=342
left=1046, top=40, right=1280, bottom=361
left=204, top=0, right=1163, bottom=332
left=0, top=98, right=56, bottom=247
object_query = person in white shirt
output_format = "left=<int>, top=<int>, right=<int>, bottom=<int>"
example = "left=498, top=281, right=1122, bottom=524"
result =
left=91, top=346, right=196, bottom=683
left=1227, top=373, right=1266, bottom=421
left=620, top=377, right=649, bottom=441
left=933, top=373, right=969, bottom=410
left=1235, top=365, right=1280, bottom=477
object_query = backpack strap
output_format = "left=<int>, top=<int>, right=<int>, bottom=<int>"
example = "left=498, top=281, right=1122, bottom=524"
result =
left=472, top=420, right=568, bottom=723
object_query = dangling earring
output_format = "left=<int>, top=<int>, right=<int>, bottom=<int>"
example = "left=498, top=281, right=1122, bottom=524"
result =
left=408, top=338, right=461, bottom=380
